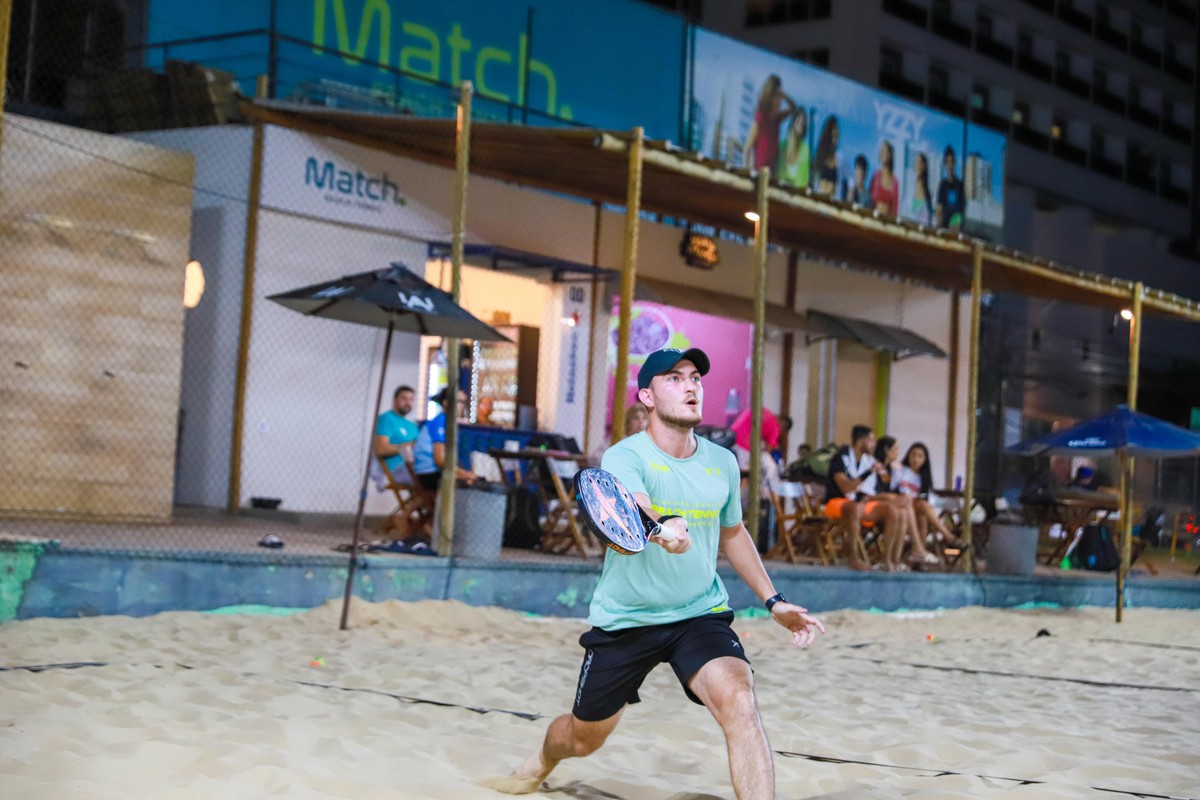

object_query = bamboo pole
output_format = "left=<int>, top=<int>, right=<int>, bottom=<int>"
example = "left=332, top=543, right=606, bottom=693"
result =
left=227, top=75, right=270, bottom=513
left=1116, top=281, right=1144, bottom=623
left=611, top=127, right=644, bottom=446
left=0, top=0, right=12, bottom=158
left=946, top=291, right=960, bottom=489
left=960, top=244, right=984, bottom=571
left=438, top=80, right=472, bottom=557
left=583, top=202, right=603, bottom=455
left=748, top=168, right=770, bottom=551
left=780, top=250, right=799, bottom=458
left=873, top=351, right=890, bottom=436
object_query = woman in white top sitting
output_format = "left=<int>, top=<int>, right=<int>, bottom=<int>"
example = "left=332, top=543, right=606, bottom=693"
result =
left=873, top=437, right=941, bottom=568
left=891, top=442, right=961, bottom=549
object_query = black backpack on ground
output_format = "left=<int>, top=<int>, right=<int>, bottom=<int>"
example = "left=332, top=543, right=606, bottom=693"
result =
left=1066, top=523, right=1119, bottom=571
left=502, top=486, right=542, bottom=549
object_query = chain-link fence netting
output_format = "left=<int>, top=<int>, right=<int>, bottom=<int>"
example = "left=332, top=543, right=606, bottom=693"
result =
left=4, top=12, right=1197, bottom=591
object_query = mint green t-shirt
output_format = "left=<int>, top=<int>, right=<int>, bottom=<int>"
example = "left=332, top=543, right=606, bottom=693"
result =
left=591, top=432, right=743, bottom=630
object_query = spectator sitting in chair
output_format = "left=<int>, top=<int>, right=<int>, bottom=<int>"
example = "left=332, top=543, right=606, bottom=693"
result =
left=374, top=385, right=419, bottom=477
left=824, top=424, right=913, bottom=571
left=413, top=387, right=476, bottom=493
left=871, top=437, right=946, bottom=568
left=891, top=441, right=963, bottom=550
left=1066, top=464, right=1115, bottom=495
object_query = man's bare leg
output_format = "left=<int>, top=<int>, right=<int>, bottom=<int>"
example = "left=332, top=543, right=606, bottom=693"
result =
left=868, top=504, right=901, bottom=569
left=840, top=504, right=870, bottom=570
left=689, top=656, right=774, bottom=800
left=485, top=709, right=623, bottom=794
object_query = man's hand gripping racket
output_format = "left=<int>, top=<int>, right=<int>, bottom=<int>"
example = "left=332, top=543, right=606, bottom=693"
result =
left=575, top=467, right=689, bottom=555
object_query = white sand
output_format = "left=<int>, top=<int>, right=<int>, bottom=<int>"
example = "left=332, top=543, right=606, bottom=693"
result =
left=2, top=599, right=1198, bottom=799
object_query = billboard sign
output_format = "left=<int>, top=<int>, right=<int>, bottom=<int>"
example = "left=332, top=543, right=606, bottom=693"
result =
left=146, top=0, right=686, bottom=139
left=691, top=30, right=1005, bottom=239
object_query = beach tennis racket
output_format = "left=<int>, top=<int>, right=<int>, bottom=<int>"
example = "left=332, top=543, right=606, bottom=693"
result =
left=575, top=467, right=679, bottom=555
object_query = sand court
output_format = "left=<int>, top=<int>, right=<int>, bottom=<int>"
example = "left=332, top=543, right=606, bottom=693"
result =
left=2, top=600, right=1198, bottom=799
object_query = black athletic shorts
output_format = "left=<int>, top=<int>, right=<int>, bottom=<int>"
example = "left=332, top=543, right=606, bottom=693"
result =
left=571, top=611, right=749, bottom=722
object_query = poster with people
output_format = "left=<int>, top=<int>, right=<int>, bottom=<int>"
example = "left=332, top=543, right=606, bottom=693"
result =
left=691, top=30, right=1005, bottom=240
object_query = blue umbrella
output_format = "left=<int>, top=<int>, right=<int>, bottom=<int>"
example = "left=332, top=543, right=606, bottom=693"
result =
left=1009, top=404, right=1200, bottom=622
left=1009, top=405, right=1200, bottom=458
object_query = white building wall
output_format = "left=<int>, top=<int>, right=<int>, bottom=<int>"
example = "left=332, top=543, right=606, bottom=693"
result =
left=128, top=126, right=254, bottom=508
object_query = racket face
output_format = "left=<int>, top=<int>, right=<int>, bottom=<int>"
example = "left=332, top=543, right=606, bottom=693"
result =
left=575, top=468, right=649, bottom=555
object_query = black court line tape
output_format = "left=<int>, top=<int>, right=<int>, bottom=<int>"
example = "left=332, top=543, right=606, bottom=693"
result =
left=5, top=660, right=1197, bottom=799
left=840, top=638, right=1200, bottom=654
left=836, top=656, right=1199, bottom=693
left=0, top=661, right=542, bottom=721
left=774, top=750, right=1198, bottom=800
left=1087, top=638, right=1200, bottom=653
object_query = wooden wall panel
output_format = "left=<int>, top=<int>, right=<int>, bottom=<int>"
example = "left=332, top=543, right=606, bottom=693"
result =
left=0, top=115, right=194, bottom=520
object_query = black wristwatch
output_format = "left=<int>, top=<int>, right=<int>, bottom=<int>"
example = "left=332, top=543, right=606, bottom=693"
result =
left=764, top=592, right=786, bottom=613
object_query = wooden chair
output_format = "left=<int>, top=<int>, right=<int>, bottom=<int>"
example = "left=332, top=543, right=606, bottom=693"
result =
left=766, top=481, right=831, bottom=565
left=538, top=454, right=593, bottom=558
left=822, top=510, right=873, bottom=567
left=376, top=456, right=434, bottom=539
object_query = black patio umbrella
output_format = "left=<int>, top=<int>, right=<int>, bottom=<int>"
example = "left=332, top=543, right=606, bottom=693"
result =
left=268, top=262, right=509, bottom=340
left=268, top=263, right=508, bottom=629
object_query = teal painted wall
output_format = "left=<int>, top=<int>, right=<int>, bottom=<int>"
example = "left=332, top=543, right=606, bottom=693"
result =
left=5, top=543, right=1198, bottom=621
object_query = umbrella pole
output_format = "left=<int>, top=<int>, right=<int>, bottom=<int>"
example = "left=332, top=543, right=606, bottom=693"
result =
left=340, top=320, right=395, bottom=631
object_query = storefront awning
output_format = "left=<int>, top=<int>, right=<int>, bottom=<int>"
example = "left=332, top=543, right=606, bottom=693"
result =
left=240, top=101, right=1200, bottom=324
left=636, top=277, right=823, bottom=333
left=806, top=310, right=947, bottom=360
left=427, top=243, right=614, bottom=282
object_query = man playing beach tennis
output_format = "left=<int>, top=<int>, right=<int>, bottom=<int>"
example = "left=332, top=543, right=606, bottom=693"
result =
left=492, top=347, right=825, bottom=799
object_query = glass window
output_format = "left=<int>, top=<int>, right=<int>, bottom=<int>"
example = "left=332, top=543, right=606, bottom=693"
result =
left=1017, top=30, right=1034, bottom=56
left=976, top=12, right=994, bottom=39
left=929, top=64, right=950, bottom=95
left=971, top=83, right=990, bottom=109
left=1013, top=99, right=1031, bottom=125
left=1056, top=50, right=1071, bottom=75
left=881, top=45, right=903, bottom=75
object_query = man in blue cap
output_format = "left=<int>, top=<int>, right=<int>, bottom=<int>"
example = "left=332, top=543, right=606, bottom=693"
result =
left=493, top=347, right=824, bottom=800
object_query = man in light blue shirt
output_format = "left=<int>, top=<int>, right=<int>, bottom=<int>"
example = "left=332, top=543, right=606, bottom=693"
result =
left=496, top=348, right=825, bottom=800
left=374, top=385, right=419, bottom=476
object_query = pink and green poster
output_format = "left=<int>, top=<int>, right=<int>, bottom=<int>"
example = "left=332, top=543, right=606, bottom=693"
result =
left=607, top=299, right=752, bottom=429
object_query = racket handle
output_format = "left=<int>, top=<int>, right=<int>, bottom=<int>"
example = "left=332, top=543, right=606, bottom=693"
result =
left=653, top=514, right=682, bottom=542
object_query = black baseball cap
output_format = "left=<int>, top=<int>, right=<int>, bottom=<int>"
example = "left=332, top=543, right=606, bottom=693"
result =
left=637, top=347, right=711, bottom=389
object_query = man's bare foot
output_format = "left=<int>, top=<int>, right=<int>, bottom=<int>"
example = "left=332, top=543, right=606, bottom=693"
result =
left=480, top=749, right=554, bottom=795
left=478, top=775, right=544, bottom=795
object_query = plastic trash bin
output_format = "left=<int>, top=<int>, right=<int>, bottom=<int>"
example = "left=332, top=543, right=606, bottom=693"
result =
left=451, top=482, right=509, bottom=559
left=985, top=523, right=1038, bottom=575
